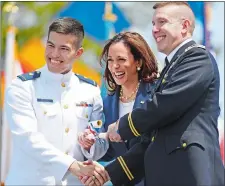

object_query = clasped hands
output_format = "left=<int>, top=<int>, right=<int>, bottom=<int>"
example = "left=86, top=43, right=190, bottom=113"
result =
left=78, top=120, right=122, bottom=150
left=69, top=160, right=110, bottom=186
left=76, top=121, right=122, bottom=185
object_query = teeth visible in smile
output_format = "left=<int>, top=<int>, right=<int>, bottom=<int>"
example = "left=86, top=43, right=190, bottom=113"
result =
left=115, top=72, right=125, bottom=76
left=51, top=59, right=61, bottom=64
left=156, top=36, right=165, bottom=42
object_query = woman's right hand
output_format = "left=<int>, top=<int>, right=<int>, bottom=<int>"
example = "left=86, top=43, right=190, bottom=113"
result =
left=78, top=129, right=96, bottom=150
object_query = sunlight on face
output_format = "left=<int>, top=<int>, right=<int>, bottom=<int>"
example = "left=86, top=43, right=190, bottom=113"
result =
left=107, top=42, right=139, bottom=87
left=152, top=5, right=184, bottom=55
left=45, top=31, right=83, bottom=74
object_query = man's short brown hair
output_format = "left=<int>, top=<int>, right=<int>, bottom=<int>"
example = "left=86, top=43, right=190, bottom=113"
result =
left=153, top=2, right=195, bottom=35
left=153, top=2, right=190, bottom=9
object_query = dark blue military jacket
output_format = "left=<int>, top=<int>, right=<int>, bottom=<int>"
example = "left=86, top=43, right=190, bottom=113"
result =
left=106, top=40, right=224, bottom=186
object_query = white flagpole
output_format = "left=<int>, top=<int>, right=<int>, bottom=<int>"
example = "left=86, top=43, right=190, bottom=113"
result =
left=1, top=26, right=15, bottom=184
left=1, top=3, right=18, bottom=184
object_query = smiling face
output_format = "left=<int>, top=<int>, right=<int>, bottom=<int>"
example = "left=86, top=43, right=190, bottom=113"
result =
left=45, top=31, right=83, bottom=74
left=152, top=5, right=186, bottom=55
left=107, top=42, right=140, bottom=87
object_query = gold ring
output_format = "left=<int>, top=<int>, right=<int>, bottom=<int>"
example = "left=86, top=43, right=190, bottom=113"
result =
left=92, top=175, right=96, bottom=181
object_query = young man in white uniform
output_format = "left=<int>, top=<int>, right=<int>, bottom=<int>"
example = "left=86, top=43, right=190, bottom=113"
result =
left=5, top=17, right=108, bottom=185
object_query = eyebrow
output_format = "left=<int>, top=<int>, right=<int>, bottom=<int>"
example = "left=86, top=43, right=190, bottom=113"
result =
left=47, top=40, right=70, bottom=48
left=117, top=55, right=127, bottom=58
left=47, top=40, right=54, bottom=45
left=107, top=55, right=126, bottom=59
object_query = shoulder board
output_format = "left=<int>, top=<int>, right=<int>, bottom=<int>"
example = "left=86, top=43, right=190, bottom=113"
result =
left=75, top=73, right=97, bottom=87
left=17, top=71, right=41, bottom=81
left=185, top=44, right=206, bottom=52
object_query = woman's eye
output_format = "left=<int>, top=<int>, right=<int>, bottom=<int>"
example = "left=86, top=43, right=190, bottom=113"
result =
left=118, top=58, right=126, bottom=61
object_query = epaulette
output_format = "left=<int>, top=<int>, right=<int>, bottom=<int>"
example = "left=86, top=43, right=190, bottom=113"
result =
left=185, top=44, right=206, bottom=52
left=75, top=73, right=97, bottom=87
left=17, top=71, right=41, bottom=81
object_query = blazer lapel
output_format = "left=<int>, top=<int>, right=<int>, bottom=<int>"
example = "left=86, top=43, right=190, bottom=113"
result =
left=133, top=81, right=152, bottom=109
left=110, top=87, right=128, bottom=154
left=170, top=40, right=196, bottom=63
left=154, top=40, right=197, bottom=94
left=160, top=40, right=196, bottom=75
left=110, top=88, right=119, bottom=122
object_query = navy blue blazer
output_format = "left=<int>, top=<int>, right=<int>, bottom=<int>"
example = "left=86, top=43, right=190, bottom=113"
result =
left=101, top=81, right=154, bottom=161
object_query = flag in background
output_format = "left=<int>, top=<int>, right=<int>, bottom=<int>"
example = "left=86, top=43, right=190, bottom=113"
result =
left=1, top=26, right=24, bottom=184
left=57, top=2, right=131, bottom=98
left=57, top=2, right=130, bottom=42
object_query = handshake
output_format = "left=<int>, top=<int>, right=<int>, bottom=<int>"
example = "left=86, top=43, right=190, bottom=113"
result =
left=69, top=160, right=110, bottom=186
left=75, top=120, right=122, bottom=185
left=78, top=120, right=122, bottom=150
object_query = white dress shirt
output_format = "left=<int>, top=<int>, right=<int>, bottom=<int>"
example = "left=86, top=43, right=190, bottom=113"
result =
left=166, top=38, right=193, bottom=64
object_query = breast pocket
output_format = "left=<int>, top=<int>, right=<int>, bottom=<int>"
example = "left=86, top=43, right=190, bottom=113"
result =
left=35, top=102, right=61, bottom=137
left=39, top=103, right=60, bottom=117
left=165, top=131, right=206, bottom=155
left=74, top=102, right=94, bottom=133
left=74, top=101, right=93, bottom=121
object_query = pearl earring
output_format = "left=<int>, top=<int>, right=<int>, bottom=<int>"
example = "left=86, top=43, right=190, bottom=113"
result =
left=137, top=67, right=141, bottom=71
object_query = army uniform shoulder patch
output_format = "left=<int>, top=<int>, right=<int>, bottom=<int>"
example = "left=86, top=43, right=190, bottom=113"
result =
left=17, top=71, right=41, bottom=81
left=75, top=73, right=97, bottom=87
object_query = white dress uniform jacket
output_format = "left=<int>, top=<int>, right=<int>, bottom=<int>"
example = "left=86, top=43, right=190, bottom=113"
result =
left=5, top=65, right=108, bottom=185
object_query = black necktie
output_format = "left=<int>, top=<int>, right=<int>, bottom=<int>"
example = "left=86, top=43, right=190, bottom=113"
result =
left=165, top=57, right=169, bottom=66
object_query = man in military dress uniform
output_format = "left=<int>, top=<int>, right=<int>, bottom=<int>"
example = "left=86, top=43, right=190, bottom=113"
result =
left=5, top=18, right=108, bottom=185
left=80, top=2, right=224, bottom=186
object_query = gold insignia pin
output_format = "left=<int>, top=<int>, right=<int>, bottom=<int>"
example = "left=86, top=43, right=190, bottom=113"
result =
left=61, top=82, right=66, bottom=87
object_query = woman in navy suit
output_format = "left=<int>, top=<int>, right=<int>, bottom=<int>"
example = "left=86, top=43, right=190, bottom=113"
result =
left=102, top=32, right=159, bottom=186
left=78, top=32, right=158, bottom=186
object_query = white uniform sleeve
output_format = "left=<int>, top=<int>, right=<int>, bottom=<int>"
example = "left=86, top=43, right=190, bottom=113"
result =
left=5, top=78, right=75, bottom=181
left=81, top=86, right=109, bottom=160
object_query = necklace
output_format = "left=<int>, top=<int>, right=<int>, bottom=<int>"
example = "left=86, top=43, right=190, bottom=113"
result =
left=119, top=81, right=140, bottom=101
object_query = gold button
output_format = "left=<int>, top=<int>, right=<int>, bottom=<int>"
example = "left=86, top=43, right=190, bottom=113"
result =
left=151, top=136, right=155, bottom=142
left=65, top=151, right=68, bottom=155
left=64, top=105, right=68, bottom=109
left=44, top=111, right=47, bottom=115
left=182, top=142, right=187, bottom=148
left=97, top=120, right=102, bottom=126
left=85, top=114, right=88, bottom=118
left=65, top=128, right=70, bottom=133
left=61, top=82, right=66, bottom=87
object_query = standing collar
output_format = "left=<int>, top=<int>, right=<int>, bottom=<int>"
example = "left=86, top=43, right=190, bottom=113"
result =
left=41, top=64, right=73, bottom=83
left=167, top=38, right=193, bottom=62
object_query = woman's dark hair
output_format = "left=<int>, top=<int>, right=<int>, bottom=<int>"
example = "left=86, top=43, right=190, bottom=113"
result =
left=100, top=31, right=158, bottom=92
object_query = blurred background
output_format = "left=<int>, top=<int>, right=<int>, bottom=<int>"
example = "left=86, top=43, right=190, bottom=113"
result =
left=0, top=1, right=224, bottom=185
